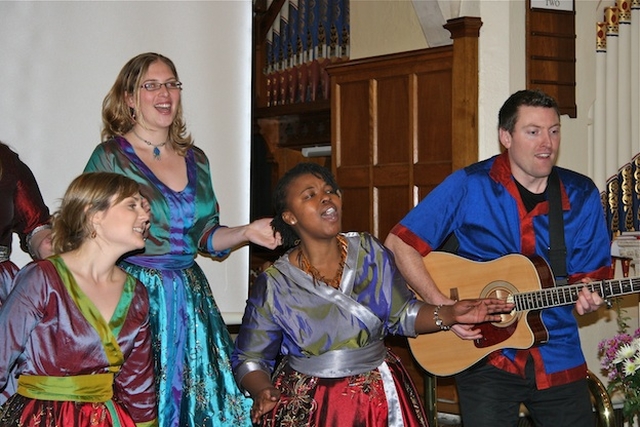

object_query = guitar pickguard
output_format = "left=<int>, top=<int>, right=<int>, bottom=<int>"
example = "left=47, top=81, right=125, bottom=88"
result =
left=476, top=320, right=519, bottom=348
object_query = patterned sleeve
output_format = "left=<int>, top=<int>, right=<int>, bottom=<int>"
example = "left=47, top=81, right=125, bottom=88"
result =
left=231, top=271, right=283, bottom=388
left=369, top=235, right=425, bottom=337
left=194, top=150, right=231, bottom=258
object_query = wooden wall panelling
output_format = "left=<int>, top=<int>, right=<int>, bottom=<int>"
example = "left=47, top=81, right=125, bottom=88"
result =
left=332, top=78, right=373, bottom=234
left=374, top=75, right=412, bottom=238
left=327, top=17, right=482, bottom=424
left=329, top=48, right=456, bottom=239
left=328, top=16, right=481, bottom=240
left=414, top=68, right=454, bottom=202
left=526, top=0, right=576, bottom=117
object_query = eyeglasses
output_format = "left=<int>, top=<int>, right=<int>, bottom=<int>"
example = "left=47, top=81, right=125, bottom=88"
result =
left=140, top=81, right=183, bottom=91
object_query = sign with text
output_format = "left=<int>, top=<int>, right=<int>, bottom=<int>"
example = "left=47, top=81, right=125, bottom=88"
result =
left=530, top=0, right=573, bottom=11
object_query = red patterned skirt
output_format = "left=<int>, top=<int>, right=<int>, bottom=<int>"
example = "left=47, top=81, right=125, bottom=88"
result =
left=0, top=394, right=138, bottom=427
left=260, top=350, right=429, bottom=427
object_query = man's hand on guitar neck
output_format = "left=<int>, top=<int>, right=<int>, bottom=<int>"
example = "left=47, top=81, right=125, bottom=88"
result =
left=574, top=282, right=604, bottom=315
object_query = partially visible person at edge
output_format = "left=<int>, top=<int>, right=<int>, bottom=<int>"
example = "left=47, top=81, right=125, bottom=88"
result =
left=231, top=162, right=514, bottom=426
left=0, top=141, right=53, bottom=304
left=0, top=172, right=157, bottom=426
left=385, top=89, right=611, bottom=427
left=83, top=52, right=281, bottom=427
left=0, top=141, right=54, bottom=405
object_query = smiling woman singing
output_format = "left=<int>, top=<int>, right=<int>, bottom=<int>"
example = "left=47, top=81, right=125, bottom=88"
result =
left=83, top=53, right=281, bottom=427
left=0, top=172, right=156, bottom=427
left=231, top=162, right=513, bottom=427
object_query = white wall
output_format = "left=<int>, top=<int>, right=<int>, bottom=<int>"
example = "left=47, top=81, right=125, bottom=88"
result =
left=0, top=1, right=253, bottom=324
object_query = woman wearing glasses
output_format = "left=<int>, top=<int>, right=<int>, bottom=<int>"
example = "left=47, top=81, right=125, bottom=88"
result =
left=84, top=52, right=280, bottom=427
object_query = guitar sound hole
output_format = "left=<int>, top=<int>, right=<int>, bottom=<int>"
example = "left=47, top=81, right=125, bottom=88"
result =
left=480, top=280, right=519, bottom=328
left=475, top=280, right=520, bottom=349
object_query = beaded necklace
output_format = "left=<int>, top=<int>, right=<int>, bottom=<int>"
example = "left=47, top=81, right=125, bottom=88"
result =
left=133, top=129, right=168, bottom=160
left=297, top=235, right=348, bottom=289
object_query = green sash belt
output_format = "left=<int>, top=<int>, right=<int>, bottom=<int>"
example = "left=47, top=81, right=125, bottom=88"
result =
left=17, top=373, right=114, bottom=402
left=18, top=374, right=122, bottom=427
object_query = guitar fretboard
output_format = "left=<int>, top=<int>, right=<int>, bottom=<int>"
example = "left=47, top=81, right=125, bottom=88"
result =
left=511, top=277, right=640, bottom=311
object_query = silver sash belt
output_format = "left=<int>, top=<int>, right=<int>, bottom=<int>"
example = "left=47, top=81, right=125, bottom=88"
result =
left=0, top=245, right=9, bottom=263
left=288, top=341, right=386, bottom=378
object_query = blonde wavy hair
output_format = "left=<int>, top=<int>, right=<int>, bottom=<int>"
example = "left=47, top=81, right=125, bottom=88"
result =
left=101, top=52, right=193, bottom=156
left=51, top=172, right=141, bottom=254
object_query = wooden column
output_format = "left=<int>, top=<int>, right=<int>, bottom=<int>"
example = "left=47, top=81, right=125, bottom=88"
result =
left=444, top=17, right=482, bottom=171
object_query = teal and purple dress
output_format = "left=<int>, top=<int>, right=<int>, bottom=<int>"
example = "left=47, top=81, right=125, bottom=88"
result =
left=84, top=137, right=252, bottom=427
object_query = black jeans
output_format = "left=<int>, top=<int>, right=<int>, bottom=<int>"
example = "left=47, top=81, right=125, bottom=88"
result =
left=455, top=358, right=595, bottom=427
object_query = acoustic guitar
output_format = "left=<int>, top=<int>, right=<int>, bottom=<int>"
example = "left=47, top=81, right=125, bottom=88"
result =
left=408, top=251, right=636, bottom=377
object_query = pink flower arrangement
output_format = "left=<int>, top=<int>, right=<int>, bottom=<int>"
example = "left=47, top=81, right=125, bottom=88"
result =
left=598, top=304, right=640, bottom=424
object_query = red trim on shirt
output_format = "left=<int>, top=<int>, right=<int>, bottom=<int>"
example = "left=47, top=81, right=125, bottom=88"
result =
left=569, top=265, right=612, bottom=283
left=389, top=224, right=433, bottom=257
left=487, top=348, right=587, bottom=389
left=485, top=152, right=589, bottom=389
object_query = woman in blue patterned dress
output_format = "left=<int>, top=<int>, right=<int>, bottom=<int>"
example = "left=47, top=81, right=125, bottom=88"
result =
left=84, top=52, right=280, bottom=427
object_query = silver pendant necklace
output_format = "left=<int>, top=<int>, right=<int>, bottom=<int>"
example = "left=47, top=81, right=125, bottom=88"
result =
left=133, top=129, right=168, bottom=160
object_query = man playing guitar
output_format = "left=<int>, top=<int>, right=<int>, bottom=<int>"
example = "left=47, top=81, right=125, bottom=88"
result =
left=385, top=89, right=610, bottom=427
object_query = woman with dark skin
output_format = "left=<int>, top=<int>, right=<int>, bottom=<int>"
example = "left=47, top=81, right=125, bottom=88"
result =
left=232, top=162, right=513, bottom=426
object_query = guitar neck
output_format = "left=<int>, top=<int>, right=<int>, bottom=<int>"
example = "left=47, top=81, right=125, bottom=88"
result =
left=512, top=276, right=640, bottom=311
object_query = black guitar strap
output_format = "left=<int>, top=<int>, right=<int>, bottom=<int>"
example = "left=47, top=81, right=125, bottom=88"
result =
left=547, top=168, right=568, bottom=286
